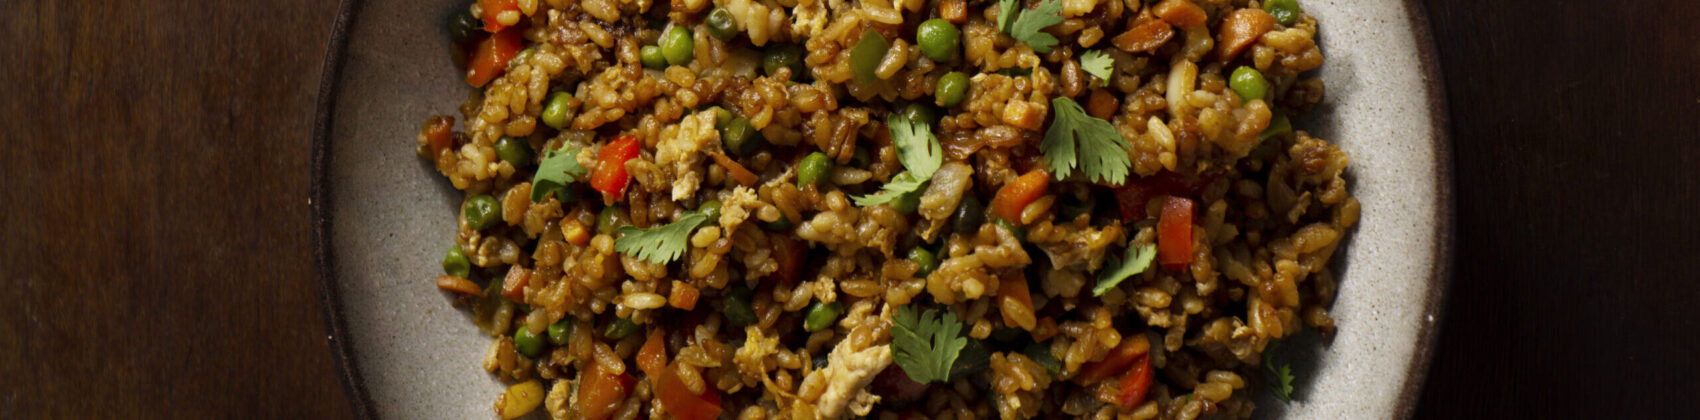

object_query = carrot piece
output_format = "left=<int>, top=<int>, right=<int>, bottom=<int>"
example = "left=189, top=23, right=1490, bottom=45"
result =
left=1032, top=317, right=1060, bottom=342
left=653, top=362, right=724, bottom=420
left=998, top=273, right=1037, bottom=331
left=500, top=265, right=532, bottom=302
left=770, top=236, right=805, bottom=283
left=1075, top=335, right=1152, bottom=385
left=479, top=0, right=521, bottom=32
left=637, top=328, right=668, bottom=378
left=1157, top=196, right=1195, bottom=271
left=578, top=363, right=633, bottom=420
left=991, top=168, right=1050, bottom=223
left=1217, top=9, right=1276, bottom=63
left=669, top=281, right=701, bottom=310
left=423, top=115, right=455, bottom=156
left=1086, top=89, right=1120, bottom=121
left=1114, top=353, right=1154, bottom=409
left=465, top=27, right=523, bottom=88
left=436, top=275, right=482, bottom=295
left=940, top=0, right=967, bottom=23
left=589, top=135, right=642, bottom=201
left=710, top=152, right=759, bottom=187
left=1151, top=0, right=1208, bottom=30
left=1110, top=17, right=1174, bottom=54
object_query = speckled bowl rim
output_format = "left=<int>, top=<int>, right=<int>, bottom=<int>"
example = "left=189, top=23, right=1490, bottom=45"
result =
left=308, top=0, right=1453, bottom=417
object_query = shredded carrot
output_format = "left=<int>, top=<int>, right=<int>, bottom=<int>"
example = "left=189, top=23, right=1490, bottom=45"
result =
left=436, top=275, right=483, bottom=295
left=710, top=152, right=759, bottom=187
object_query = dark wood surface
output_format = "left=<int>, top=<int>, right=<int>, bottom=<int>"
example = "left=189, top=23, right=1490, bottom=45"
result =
left=0, top=0, right=1694, bottom=417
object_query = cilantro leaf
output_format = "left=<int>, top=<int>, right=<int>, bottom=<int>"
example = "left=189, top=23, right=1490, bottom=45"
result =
left=1264, top=340, right=1296, bottom=402
left=890, top=305, right=967, bottom=384
left=996, top=0, right=1019, bottom=33
left=1041, top=96, right=1132, bottom=184
left=1009, top=0, right=1064, bottom=53
left=1080, top=50, right=1114, bottom=87
left=854, top=114, right=942, bottom=206
left=1092, top=243, right=1156, bottom=296
left=531, top=147, right=588, bottom=202
left=613, top=212, right=709, bottom=264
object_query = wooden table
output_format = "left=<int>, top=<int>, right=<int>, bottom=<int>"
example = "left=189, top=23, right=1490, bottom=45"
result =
left=0, top=0, right=1693, bottom=417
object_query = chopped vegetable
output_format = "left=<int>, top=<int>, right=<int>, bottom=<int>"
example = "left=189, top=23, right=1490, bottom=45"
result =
left=1112, top=170, right=1215, bottom=220
left=803, top=301, right=844, bottom=332
left=531, top=146, right=586, bottom=202
left=479, top=0, right=521, bottom=32
left=935, top=71, right=970, bottom=107
left=495, top=136, right=534, bottom=166
left=578, top=362, right=634, bottom=420
left=770, top=236, right=805, bottom=283
left=596, top=205, right=627, bottom=234
left=613, top=212, right=710, bottom=264
left=1109, top=16, right=1174, bottom=54
left=547, top=319, right=572, bottom=345
left=1042, top=96, right=1132, bottom=184
left=637, top=328, right=668, bottom=377
left=720, top=117, right=763, bottom=156
left=991, top=168, right=1050, bottom=223
left=604, top=317, right=639, bottom=339
left=661, top=26, right=694, bottom=66
left=1114, top=352, right=1154, bottom=409
left=1229, top=66, right=1269, bottom=103
left=798, top=151, right=833, bottom=188
left=907, top=247, right=940, bottom=278
left=422, top=115, right=454, bottom=156
left=1157, top=196, right=1195, bottom=271
left=1152, top=0, right=1207, bottom=29
left=762, top=44, right=807, bottom=81
left=464, top=194, right=501, bottom=230
left=513, top=325, right=544, bottom=357
left=641, top=45, right=668, bottom=69
left=589, top=134, right=642, bottom=200
left=669, top=280, right=701, bottom=310
left=1092, top=243, right=1156, bottom=296
left=854, top=114, right=943, bottom=206
left=466, top=27, right=522, bottom=88
left=563, top=220, right=591, bottom=245
left=500, top=265, right=531, bottom=301
left=998, top=272, right=1036, bottom=330
left=890, top=305, right=967, bottom=384
left=705, top=8, right=739, bottom=41
left=1263, top=0, right=1302, bottom=26
left=436, top=275, right=483, bottom=295
left=849, top=31, right=890, bottom=85
left=899, top=103, right=938, bottom=125
left=497, top=380, right=545, bottom=419
left=1002, top=0, right=1063, bottom=53
left=710, top=152, right=759, bottom=187
left=993, top=218, right=1027, bottom=242
left=442, top=245, right=472, bottom=278
left=654, top=361, right=724, bottom=420
left=1079, top=50, right=1114, bottom=87
left=540, top=92, right=572, bottom=129
left=916, top=19, right=962, bottom=62
left=1217, top=9, right=1276, bottom=63
left=1260, top=111, right=1292, bottom=142
left=1075, top=333, right=1150, bottom=384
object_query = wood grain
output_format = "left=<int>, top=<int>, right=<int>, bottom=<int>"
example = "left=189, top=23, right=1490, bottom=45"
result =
left=0, top=0, right=1696, bottom=417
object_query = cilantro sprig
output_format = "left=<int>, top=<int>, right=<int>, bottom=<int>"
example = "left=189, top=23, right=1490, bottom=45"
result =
left=530, top=147, right=588, bottom=202
left=1264, top=340, right=1296, bottom=402
left=854, top=114, right=942, bottom=206
left=613, top=212, right=709, bottom=264
left=1080, top=50, right=1114, bottom=87
left=1041, top=97, right=1132, bottom=184
left=1092, top=243, right=1156, bottom=296
left=1000, top=0, right=1064, bottom=53
left=889, top=305, right=967, bottom=384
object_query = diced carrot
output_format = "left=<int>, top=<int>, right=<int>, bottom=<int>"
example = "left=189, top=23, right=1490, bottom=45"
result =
left=1113, top=171, right=1216, bottom=220
left=479, top=0, right=522, bottom=32
left=710, top=152, right=759, bottom=187
left=465, top=27, right=523, bottom=88
left=1157, top=196, right=1195, bottom=271
left=637, top=328, right=668, bottom=378
left=578, top=362, right=633, bottom=420
left=770, top=236, right=805, bottom=284
left=1152, top=0, right=1208, bottom=30
left=1032, top=317, right=1060, bottom=342
left=653, top=362, right=723, bottom=420
left=1075, top=335, right=1151, bottom=385
left=940, top=0, right=967, bottom=24
left=563, top=220, right=590, bottom=246
left=589, top=135, right=643, bottom=201
left=423, top=115, right=455, bottom=156
left=500, top=265, right=532, bottom=302
left=669, top=281, right=701, bottom=311
left=1217, top=9, right=1276, bottom=63
left=436, top=275, right=482, bottom=295
left=1110, top=17, right=1174, bottom=54
left=991, top=168, right=1050, bottom=223
left=1114, top=353, right=1154, bottom=409
left=999, top=272, right=1037, bottom=331
left=1086, top=89, right=1120, bottom=121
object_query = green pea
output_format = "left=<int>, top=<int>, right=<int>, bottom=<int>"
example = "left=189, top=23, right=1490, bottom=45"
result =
left=1229, top=66, right=1270, bottom=103
left=797, top=152, right=832, bottom=188
left=722, top=287, right=758, bottom=327
left=597, top=206, right=628, bottom=234
left=547, top=319, right=572, bottom=346
left=699, top=199, right=724, bottom=222
left=899, top=103, right=937, bottom=124
left=709, top=106, right=733, bottom=129
left=447, top=11, right=481, bottom=44
left=803, top=301, right=843, bottom=332
left=705, top=8, right=739, bottom=41
left=720, top=117, right=763, bottom=156
left=891, top=187, right=923, bottom=215
left=760, top=215, right=793, bottom=232
left=1263, top=0, right=1302, bottom=26
left=907, top=247, right=940, bottom=278
left=994, top=218, right=1026, bottom=242
left=934, top=71, right=970, bottom=108
left=495, top=136, right=534, bottom=166
left=541, top=92, right=572, bottom=130
left=915, top=19, right=961, bottom=63
left=848, top=31, right=889, bottom=85
left=442, top=245, right=472, bottom=278
left=514, top=326, right=545, bottom=358
left=661, top=26, right=694, bottom=66
left=604, top=318, right=639, bottom=340
left=952, top=195, right=986, bottom=234
left=640, top=45, right=668, bottom=69
left=762, top=44, right=808, bottom=81
left=464, top=195, right=501, bottom=230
